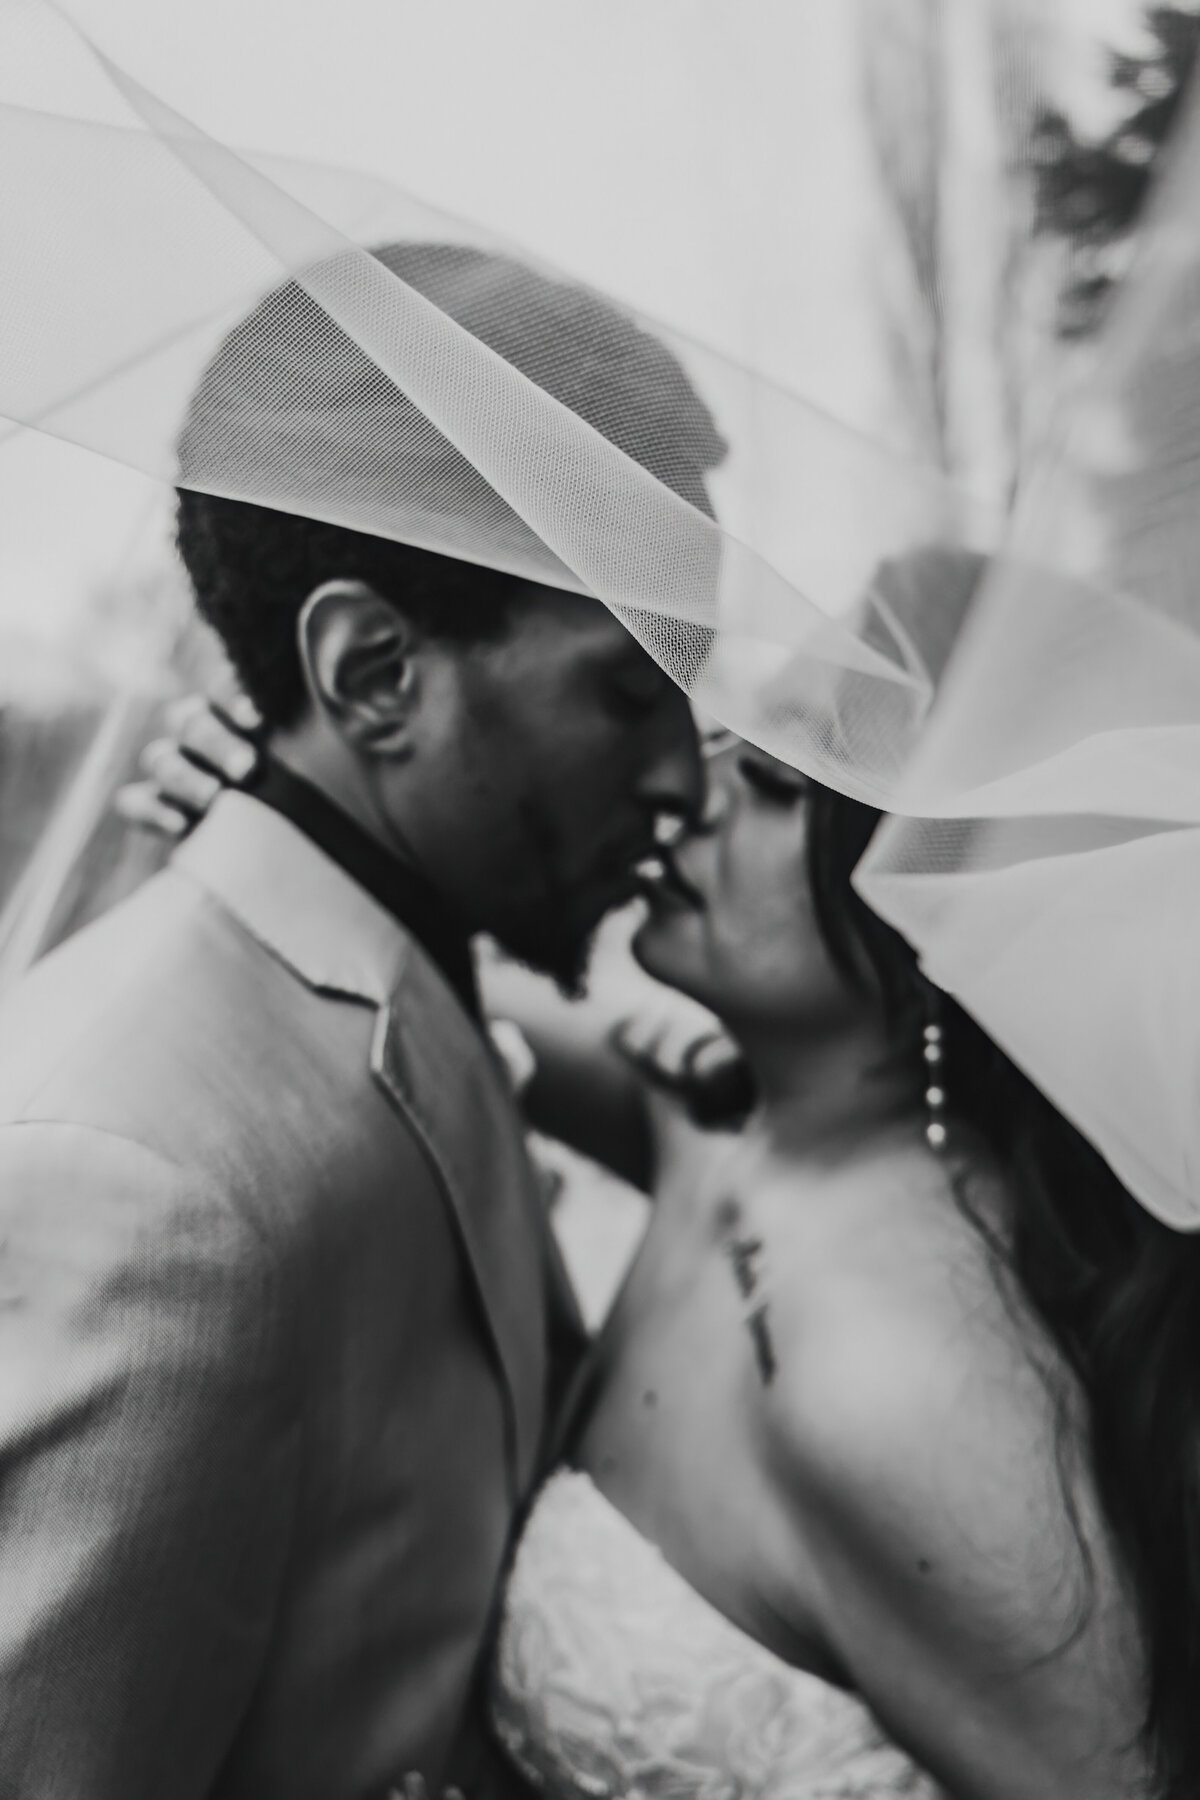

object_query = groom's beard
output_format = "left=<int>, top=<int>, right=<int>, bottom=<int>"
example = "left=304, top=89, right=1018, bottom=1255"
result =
left=490, top=890, right=598, bottom=999
left=487, top=800, right=632, bottom=997
left=498, top=930, right=595, bottom=999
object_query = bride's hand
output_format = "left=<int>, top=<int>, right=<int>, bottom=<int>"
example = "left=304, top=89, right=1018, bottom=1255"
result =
left=116, top=693, right=263, bottom=837
left=611, top=1011, right=753, bottom=1130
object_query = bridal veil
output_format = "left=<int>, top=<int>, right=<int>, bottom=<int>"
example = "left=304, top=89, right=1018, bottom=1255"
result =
left=2, top=0, right=1198, bottom=1226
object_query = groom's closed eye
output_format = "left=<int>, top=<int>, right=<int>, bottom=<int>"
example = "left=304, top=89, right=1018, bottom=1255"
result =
left=602, top=655, right=673, bottom=718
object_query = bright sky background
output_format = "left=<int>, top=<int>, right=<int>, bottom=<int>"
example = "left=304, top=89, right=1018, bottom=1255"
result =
left=0, top=0, right=1148, bottom=666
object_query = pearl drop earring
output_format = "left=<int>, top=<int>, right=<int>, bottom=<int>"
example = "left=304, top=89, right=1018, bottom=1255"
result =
left=922, top=1021, right=948, bottom=1153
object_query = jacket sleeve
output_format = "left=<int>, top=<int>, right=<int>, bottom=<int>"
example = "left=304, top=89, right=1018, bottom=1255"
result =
left=0, top=1120, right=302, bottom=1800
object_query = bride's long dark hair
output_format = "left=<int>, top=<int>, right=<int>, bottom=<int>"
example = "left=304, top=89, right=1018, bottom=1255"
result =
left=806, top=784, right=1200, bottom=1800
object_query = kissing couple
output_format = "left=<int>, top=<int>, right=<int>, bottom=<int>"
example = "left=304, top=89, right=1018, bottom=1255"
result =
left=0, top=241, right=1188, bottom=1800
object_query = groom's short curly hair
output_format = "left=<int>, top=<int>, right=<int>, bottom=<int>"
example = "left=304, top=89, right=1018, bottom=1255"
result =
left=176, top=494, right=524, bottom=726
left=176, top=242, right=726, bottom=727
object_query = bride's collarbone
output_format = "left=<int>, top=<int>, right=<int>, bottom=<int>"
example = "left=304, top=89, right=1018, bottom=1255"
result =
left=579, top=1132, right=1024, bottom=1571
left=573, top=1183, right=824, bottom=1583
left=589, top=1138, right=938, bottom=1410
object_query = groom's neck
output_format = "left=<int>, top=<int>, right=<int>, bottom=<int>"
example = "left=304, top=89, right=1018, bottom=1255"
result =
left=256, top=721, right=481, bottom=1015
left=265, top=719, right=398, bottom=859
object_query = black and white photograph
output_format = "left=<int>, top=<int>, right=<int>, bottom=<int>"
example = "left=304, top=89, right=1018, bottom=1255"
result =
left=0, top=0, right=1197, bottom=1794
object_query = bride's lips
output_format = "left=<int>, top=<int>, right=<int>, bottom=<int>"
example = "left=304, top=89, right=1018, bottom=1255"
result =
left=634, top=846, right=705, bottom=912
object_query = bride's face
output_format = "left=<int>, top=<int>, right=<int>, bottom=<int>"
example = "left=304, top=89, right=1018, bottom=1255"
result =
left=633, top=736, right=863, bottom=1033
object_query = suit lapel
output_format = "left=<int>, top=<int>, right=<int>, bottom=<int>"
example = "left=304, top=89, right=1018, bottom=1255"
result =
left=174, top=792, right=553, bottom=1494
left=372, top=946, right=550, bottom=1497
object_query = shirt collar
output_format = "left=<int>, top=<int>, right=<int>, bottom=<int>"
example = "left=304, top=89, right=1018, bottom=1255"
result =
left=248, top=756, right=479, bottom=1019
left=172, top=789, right=418, bottom=1010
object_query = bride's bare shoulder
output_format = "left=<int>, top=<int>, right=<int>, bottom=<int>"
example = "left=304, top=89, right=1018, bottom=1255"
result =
left=751, top=1130, right=1108, bottom=1636
left=760, top=1133, right=1059, bottom=1477
left=752, top=1139, right=1143, bottom=1793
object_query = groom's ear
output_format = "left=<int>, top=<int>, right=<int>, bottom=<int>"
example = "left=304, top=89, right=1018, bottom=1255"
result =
left=296, top=580, right=422, bottom=755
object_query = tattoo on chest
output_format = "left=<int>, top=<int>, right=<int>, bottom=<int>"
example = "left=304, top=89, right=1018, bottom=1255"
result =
left=728, top=1233, right=763, bottom=1299
left=723, top=1228, right=777, bottom=1386
left=746, top=1304, right=778, bottom=1386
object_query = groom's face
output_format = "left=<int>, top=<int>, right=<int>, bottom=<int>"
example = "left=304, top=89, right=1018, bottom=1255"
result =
left=385, top=587, right=703, bottom=989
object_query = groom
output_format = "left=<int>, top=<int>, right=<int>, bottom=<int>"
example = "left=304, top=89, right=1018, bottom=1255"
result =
left=0, top=248, right=719, bottom=1798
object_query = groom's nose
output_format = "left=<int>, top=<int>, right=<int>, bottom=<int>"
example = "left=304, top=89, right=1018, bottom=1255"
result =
left=633, top=693, right=704, bottom=831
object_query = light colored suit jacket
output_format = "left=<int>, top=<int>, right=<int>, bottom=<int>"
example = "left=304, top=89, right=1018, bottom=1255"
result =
left=0, top=790, right=578, bottom=1799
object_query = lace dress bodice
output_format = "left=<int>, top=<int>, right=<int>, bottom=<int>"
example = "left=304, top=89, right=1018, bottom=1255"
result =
left=491, top=1469, right=943, bottom=1799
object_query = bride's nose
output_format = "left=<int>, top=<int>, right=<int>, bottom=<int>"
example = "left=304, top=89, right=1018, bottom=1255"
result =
left=698, top=771, right=732, bottom=831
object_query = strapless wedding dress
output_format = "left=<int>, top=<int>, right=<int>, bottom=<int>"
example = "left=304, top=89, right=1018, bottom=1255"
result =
left=491, top=1470, right=943, bottom=1799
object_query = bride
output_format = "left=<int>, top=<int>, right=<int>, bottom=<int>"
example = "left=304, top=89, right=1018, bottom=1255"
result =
left=491, top=733, right=1158, bottom=1800
left=140, top=681, right=1176, bottom=1798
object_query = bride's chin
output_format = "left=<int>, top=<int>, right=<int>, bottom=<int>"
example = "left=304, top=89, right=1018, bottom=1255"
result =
left=631, top=909, right=707, bottom=993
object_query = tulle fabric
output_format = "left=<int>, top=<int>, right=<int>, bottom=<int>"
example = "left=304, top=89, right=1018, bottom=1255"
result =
left=0, top=0, right=993, bottom=814
left=857, top=73, right=1200, bottom=1228
left=3, top=0, right=1200, bottom=1230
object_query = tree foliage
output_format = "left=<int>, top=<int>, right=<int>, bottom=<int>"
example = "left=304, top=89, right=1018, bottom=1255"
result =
left=1031, top=5, right=1200, bottom=332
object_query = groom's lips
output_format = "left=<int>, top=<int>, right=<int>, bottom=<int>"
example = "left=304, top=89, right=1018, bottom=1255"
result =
left=634, top=846, right=703, bottom=912
left=568, top=842, right=654, bottom=924
left=572, top=819, right=702, bottom=924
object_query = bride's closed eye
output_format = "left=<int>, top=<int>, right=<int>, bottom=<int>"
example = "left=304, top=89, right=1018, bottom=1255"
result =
left=737, top=755, right=808, bottom=806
